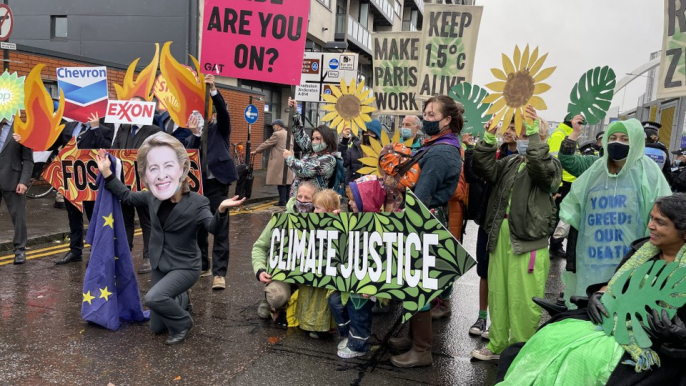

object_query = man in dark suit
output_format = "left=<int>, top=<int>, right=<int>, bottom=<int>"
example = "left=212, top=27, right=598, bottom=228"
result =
left=154, top=105, right=193, bottom=144
left=185, top=74, right=238, bottom=290
left=112, top=97, right=161, bottom=274
left=53, top=115, right=114, bottom=265
left=0, top=119, right=33, bottom=264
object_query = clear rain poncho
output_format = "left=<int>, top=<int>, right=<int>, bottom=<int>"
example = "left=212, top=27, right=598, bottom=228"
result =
left=559, top=119, right=671, bottom=305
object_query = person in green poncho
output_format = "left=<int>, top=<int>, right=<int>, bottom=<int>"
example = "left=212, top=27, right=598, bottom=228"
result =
left=559, top=119, right=672, bottom=307
left=496, top=194, right=686, bottom=386
left=470, top=105, right=562, bottom=362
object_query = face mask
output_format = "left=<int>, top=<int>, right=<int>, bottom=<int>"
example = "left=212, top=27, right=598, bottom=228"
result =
left=422, top=119, right=443, bottom=136
left=400, top=128, right=413, bottom=139
left=516, top=139, right=529, bottom=155
left=362, top=135, right=371, bottom=146
left=676, top=160, right=683, bottom=166
left=294, top=199, right=314, bottom=213
left=607, top=141, right=630, bottom=161
left=312, top=142, right=327, bottom=153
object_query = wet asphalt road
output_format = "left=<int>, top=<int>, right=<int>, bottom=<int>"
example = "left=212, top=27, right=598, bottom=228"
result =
left=0, top=208, right=566, bottom=386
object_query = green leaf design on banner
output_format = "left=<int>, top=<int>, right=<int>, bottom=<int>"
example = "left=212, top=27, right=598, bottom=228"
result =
left=601, top=261, right=686, bottom=348
left=448, top=82, right=492, bottom=137
left=668, top=24, right=686, bottom=77
left=567, top=66, right=616, bottom=125
left=264, top=191, right=476, bottom=322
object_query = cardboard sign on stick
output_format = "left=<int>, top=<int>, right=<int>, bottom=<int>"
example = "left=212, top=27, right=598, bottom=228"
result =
left=372, top=32, right=422, bottom=115
left=57, top=66, right=108, bottom=122
left=105, top=100, right=156, bottom=125
left=658, top=0, right=686, bottom=99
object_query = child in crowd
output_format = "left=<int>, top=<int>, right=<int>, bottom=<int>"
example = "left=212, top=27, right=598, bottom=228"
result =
left=328, top=176, right=386, bottom=358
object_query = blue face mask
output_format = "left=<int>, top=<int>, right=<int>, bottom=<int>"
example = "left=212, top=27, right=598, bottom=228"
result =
left=400, top=128, right=413, bottom=139
left=312, top=142, right=327, bottom=153
left=516, top=139, right=529, bottom=155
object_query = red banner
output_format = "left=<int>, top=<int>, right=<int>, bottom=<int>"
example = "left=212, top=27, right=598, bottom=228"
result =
left=43, top=139, right=204, bottom=211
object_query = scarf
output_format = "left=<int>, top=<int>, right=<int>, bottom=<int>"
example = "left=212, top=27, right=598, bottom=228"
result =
left=606, top=241, right=686, bottom=372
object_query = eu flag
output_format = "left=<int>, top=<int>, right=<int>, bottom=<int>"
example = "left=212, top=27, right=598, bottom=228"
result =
left=81, top=155, right=149, bottom=330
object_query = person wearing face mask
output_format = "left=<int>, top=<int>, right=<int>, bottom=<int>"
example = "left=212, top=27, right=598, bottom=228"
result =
left=284, top=98, right=342, bottom=196
left=643, top=121, right=673, bottom=186
left=558, top=119, right=671, bottom=308
left=400, top=115, right=423, bottom=149
left=252, top=181, right=319, bottom=328
left=338, top=120, right=382, bottom=185
left=470, top=105, right=562, bottom=362
left=670, top=147, right=686, bottom=192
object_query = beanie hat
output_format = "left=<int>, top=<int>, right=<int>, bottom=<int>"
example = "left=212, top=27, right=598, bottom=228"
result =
left=605, top=121, right=628, bottom=138
left=365, top=119, right=382, bottom=138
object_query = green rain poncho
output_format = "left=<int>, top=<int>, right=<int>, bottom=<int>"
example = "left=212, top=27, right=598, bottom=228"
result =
left=559, top=119, right=671, bottom=304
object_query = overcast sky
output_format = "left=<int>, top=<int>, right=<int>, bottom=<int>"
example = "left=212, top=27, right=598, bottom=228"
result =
left=470, top=0, right=663, bottom=121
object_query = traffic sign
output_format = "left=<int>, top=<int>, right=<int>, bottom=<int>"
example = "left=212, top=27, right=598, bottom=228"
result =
left=244, top=104, right=259, bottom=124
left=0, top=5, right=13, bottom=42
left=296, top=52, right=359, bottom=102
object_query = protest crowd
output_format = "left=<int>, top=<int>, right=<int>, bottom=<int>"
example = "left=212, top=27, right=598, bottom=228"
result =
left=3, top=2, right=686, bottom=386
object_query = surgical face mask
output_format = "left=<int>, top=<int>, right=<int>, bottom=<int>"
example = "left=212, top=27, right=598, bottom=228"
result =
left=422, top=118, right=444, bottom=136
left=400, top=128, right=413, bottom=139
left=294, top=199, right=314, bottom=213
left=312, top=142, right=327, bottom=153
left=676, top=160, right=683, bottom=167
left=516, top=139, right=529, bottom=155
left=607, top=141, right=630, bottom=161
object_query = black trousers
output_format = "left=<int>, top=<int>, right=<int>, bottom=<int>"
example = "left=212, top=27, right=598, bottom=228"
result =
left=198, top=178, right=230, bottom=276
left=277, top=185, right=290, bottom=205
left=550, top=181, right=572, bottom=249
left=121, top=203, right=151, bottom=259
left=65, top=199, right=95, bottom=256
left=0, top=190, right=27, bottom=252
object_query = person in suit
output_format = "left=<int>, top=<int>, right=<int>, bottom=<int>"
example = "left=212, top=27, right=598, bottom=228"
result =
left=52, top=114, right=115, bottom=265
left=112, top=97, right=162, bottom=274
left=250, top=119, right=294, bottom=206
left=0, top=119, right=33, bottom=264
left=185, top=74, right=238, bottom=290
left=95, top=132, right=244, bottom=345
left=153, top=102, right=193, bottom=144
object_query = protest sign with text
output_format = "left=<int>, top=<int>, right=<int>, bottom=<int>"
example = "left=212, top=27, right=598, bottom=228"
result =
left=42, top=140, right=203, bottom=212
left=105, top=100, right=156, bottom=125
left=417, top=4, right=482, bottom=99
left=57, top=66, right=108, bottom=123
left=266, top=191, right=475, bottom=322
left=658, top=0, right=686, bottom=99
left=373, top=32, right=422, bottom=115
left=200, top=0, right=310, bottom=85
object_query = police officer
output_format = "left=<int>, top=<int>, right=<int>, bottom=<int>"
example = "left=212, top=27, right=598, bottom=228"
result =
left=643, top=121, right=672, bottom=185
left=671, top=147, right=686, bottom=192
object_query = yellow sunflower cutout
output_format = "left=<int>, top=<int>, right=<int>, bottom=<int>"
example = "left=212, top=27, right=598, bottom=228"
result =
left=356, top=129, right=413, bottom=176
left=321, top=78, right=376, bottom=136
left=483, top=45, right=556, bottom=135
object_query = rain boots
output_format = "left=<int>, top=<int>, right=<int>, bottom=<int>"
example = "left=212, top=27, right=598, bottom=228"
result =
left=390, top=310, right=433, bottom=368
left=431, top=298, right=451, bottom=320
left=388, top=322, right=413, bottom=351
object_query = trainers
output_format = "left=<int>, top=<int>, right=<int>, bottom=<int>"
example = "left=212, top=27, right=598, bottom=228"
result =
left=337, top=337, right=349, bottom=350
left=257, top=299, right=271, bottom=319
left=309, top=332, right=321, bottom=339
left=469, top=318, right=487, bottom=336
left=471, top=347, right=499, bottom=361
left=200, top=269, right=212, bottom=277
left=212, top=276, right=226, bottom=290
left=481, top=329, right=489, bottom=340
left=337, top=346, right=366, bottom=359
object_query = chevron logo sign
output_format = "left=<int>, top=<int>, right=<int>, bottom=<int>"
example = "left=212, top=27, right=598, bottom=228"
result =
left=57, top=66, right=109, bottom=122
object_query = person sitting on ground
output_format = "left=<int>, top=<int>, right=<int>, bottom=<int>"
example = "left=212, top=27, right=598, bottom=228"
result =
left=496, top=193, right=686, bottom=386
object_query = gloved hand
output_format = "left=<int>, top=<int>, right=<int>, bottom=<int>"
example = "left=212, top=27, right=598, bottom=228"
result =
left=646, top=309, right=686, bottom=346
left=587, top=291, right=609, bottom=325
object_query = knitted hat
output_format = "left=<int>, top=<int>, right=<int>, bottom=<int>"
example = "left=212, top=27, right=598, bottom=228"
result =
left=605, top=121, right=628, bottom=138
left=365, top=119, right=382, bottom=138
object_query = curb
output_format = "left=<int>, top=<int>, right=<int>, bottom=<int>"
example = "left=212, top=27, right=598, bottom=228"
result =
left=0, top=195, right=279, bottom=253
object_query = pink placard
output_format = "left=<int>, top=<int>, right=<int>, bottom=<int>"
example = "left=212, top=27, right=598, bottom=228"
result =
left=200, top=0, right=310, bottom=85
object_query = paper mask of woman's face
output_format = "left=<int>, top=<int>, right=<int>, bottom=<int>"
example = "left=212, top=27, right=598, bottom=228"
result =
left=144, top=146, right=184, bottom=200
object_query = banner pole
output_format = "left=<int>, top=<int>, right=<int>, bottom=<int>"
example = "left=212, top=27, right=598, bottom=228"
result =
left=282, top=86, right=295, bottom=186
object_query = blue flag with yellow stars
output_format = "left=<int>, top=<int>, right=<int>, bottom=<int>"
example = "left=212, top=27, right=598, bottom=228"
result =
left=82, top=155, right=149, bottom=330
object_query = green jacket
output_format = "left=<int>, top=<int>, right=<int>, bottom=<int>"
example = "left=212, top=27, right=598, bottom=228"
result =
left=252, top=198, right=296, bottom=275
left=473, top=131, right=562, bottom=255
left=559, top=151, right=599, bottom=178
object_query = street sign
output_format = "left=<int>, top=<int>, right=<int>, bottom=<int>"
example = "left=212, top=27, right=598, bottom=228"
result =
left=295, top=52, right=359, bottom=102
left=0, top=42, right=15, bottom=50
left=244, top=104, right=259, bottom=124
left=0, top=4, right=13, bottom=42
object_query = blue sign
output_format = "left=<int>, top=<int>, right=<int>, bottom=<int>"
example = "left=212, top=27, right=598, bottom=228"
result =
left=244, top=104, right=259, bottom=124
left=329, top=59, right=339, bottom=70
left=312, top=62, right=319, bottom=72
left=324, top=88, right=332, bottom=95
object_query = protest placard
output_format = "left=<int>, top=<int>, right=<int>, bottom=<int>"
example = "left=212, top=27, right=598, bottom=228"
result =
left=105, top=100, right=156, bottom=125
left=57, top=66, right=108, bottom=122
left=200, top=0, right=310, bottom=85
left=417, top=4, right=482, bottom=100
left=42, top=140, right=203, bottom=211
left=266, top=190, right=475, bottom=322
left=372, top=32, right=422, bottom=115
left=658, top=0, right=686, bottom=99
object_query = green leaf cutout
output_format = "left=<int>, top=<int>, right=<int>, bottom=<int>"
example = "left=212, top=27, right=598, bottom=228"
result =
left=567, top=66, right=616, bottom=125
left=448, top=82, right=492, bottom=137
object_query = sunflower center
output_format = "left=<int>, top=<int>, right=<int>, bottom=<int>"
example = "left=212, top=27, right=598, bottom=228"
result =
left=336, top=94, right=362, bottom=120
left=503, top=70, right=535, bottom=108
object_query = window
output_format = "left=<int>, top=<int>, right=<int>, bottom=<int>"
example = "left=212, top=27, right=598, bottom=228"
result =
left=395, top=1, right=402, bottom=16
left=51, top=16, right=67, bottom=39
left=317, top=0, right=331, bottom=9
left=359, top=3, right=370, bottom=26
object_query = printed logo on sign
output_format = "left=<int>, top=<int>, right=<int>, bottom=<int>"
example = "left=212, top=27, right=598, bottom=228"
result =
left=329, top=59, right=339, bottom=70
left=57, top=66, right=109, bottom=122
left=105, top=100, right=156, bottom=125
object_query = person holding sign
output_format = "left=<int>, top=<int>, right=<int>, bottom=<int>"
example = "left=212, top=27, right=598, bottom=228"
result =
left=95, top=133, right=244, bottom=345
left=470, top=106, right=562, bottom=362
left=284, top=98, right=341, bottom=197
left=496, top=194, right=686, bottom=386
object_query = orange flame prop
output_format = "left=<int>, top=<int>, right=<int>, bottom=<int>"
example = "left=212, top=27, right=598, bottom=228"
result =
left=15, top=64, right=65, bottom=152
left=159, top=41, right=207, bottom=127
left=114, top=43, right=160, bottom=101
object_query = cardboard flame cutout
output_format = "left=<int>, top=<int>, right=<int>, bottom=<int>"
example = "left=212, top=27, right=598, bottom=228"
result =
left=159, top=41, right=208, bottom=127
left=114, top=43, right=160, bottom=101
left=15, top=64, right=65, bottom=151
